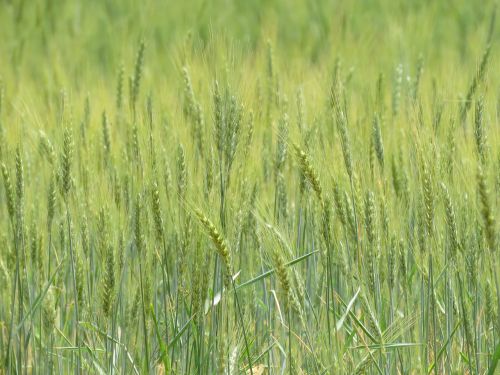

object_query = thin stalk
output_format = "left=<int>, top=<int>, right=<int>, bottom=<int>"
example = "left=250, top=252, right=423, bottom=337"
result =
left=66, top=206, right=82, bottom=375
left=288, top=303, right=292, bottom=375
left=231, top=279, right=253, bottom=375
left=138, top=259, right=150, bottom=373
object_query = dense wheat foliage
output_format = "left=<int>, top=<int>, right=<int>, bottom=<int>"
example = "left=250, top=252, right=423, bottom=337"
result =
left=0, top=0, right=500, bottom=374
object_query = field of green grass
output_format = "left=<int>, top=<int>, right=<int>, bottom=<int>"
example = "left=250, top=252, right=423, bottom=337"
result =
left=0, top=0, right=499, bottom=373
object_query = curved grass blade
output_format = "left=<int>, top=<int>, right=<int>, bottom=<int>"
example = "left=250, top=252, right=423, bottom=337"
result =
left=236, top=250, right=318, bottom=290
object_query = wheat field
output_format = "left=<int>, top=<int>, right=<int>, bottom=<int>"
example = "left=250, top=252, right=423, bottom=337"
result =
left=0, top=0, right=499, bottom=374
